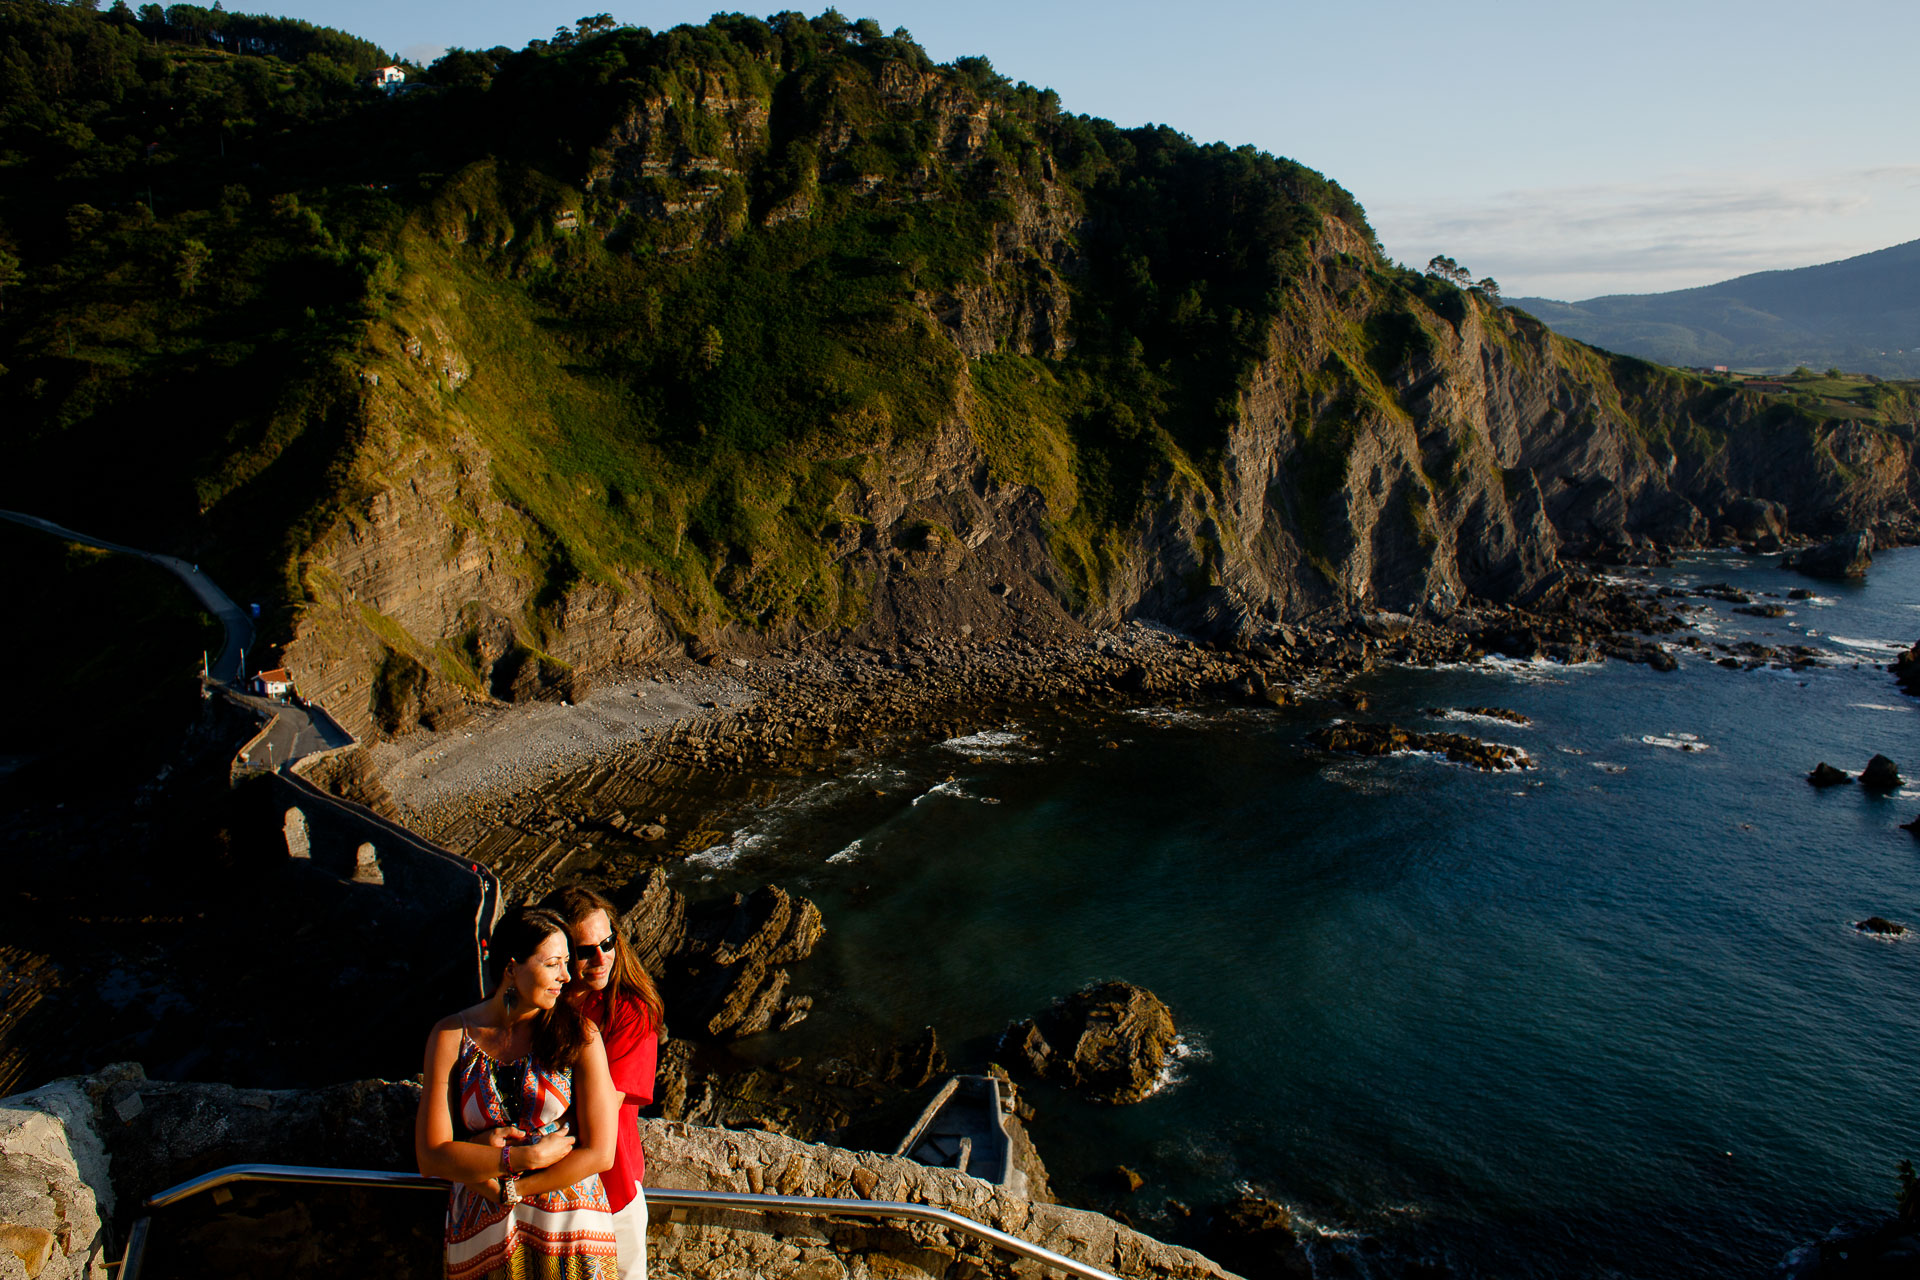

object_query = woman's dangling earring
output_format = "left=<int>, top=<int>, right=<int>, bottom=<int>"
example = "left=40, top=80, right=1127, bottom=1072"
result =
left=501, top=970, right=518, bottom=1014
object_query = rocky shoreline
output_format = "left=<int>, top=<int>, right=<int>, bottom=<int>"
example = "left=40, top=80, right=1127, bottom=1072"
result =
left=352, top=564, right=1693, bottom=851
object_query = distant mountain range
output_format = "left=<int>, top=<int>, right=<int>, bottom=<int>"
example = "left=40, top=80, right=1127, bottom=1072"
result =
left=1510, top=239, right=1920, bottom=376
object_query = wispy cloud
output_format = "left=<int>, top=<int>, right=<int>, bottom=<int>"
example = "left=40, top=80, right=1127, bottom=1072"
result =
left=1371, top=167, right=1920, bottom=301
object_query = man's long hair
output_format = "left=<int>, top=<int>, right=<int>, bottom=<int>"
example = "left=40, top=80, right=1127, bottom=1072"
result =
left=542, top=885, right=666, bottom=1038
left=488, top=905, right=592, bottom=1071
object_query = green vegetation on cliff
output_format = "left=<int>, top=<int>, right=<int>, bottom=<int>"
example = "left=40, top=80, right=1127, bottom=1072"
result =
left=0, top=2, right=1378, bottom=640
left=2, top=2, right=1913, bottom=681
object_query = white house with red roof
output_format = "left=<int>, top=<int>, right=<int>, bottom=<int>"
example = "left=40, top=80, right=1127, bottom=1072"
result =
left=252, top=668, right=294, bottom=698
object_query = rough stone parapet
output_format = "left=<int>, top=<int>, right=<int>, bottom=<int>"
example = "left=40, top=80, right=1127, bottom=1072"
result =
left=0, top=1066, right=1235, bottom=1280
left=639, top=1118, right=1235, bottom=1280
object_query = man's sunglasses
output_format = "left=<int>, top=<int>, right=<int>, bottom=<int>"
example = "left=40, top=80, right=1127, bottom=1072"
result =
left=572, top=935, right=616, bottom=963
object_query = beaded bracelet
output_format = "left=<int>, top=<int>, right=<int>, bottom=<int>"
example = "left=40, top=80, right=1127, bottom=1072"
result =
left=499, top=1143, right=513, bottom=1174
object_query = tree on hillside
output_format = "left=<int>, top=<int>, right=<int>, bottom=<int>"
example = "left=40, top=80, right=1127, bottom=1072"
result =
left=1473, top=277, right=1501, bottom=303
left=174, top=238, right=212, bottom=296
left=1425, top=255, right=1471, bottom=287
left=0, top=248, right=20, bottom=313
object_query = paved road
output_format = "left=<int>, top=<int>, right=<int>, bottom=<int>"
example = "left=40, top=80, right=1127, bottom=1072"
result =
left=3, top=509, right=502, bottom=983
left=0, top=508, right=257, bottom=683
left=230, top=690, right=356, bottom=769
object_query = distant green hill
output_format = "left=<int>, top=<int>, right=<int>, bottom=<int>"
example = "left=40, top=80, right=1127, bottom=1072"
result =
left=1510, top=239, right=1920, bottom=376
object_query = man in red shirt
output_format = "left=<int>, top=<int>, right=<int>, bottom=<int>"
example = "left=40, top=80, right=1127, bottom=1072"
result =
left=546, top=886, right=664, bottom=1280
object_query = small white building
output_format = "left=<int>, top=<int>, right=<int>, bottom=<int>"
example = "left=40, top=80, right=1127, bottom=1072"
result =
left=253, top=668, right=294, bottom=698
left=374, top=64, right=406, bottom=90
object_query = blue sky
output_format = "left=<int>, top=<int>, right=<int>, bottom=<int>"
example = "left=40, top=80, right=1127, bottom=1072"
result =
left=277, top=0, right=1918, bottom=300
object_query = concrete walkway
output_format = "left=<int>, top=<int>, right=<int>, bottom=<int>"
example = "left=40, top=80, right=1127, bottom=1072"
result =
left=0, top=509, right=256, bottom=683
left=229, top=689, right=356, bottom=769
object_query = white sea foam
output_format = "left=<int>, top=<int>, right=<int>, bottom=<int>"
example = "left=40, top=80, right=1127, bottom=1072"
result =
left=1142, top=1033, right=1212, bottom=1098
left=1475, top=655, right=1576, bottom=683
left=1851, top=921, right=1912, bottom=944
left=687, top=829, right=770, bottom=870
left=1828, top=636, right=1906, bottom=654
left=910, top=779, right=1000, bottom=805
left=1437, top=708, right=1534, bottom=729
left=826, top=838, right=864, bottom=865
left=1125, top=705, right=1218, bottom=726
left=1593, top=762, right=1628, bottom=774
left=941, top=727, right=1030, bottom=754
left=1849, top=703, right=1913, bottom=712
left=1641, top=732, right=1711, bottom=752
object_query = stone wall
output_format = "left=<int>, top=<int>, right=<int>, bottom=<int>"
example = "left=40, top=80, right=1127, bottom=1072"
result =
left=0, top=1066, right=1238, bottom=1280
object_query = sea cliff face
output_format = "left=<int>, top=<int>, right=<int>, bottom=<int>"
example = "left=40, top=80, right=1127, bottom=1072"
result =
left=256, top=21, right=1918, bottom=742
left=284, top=206, right=1918, bottom=742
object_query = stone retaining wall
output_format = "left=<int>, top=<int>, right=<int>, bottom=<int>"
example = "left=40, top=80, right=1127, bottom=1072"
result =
left=0, top=1066, right=1237, bottom=1280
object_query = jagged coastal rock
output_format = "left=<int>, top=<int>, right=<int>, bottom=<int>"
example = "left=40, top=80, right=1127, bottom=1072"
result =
left=610, top=870, right=822, bottom=1041
left=1784, top=531, right=1876, bottom=580
left=1809, top=763, right=1854, bottom=787
left=1861, top=755, right=1904, bottom=793
left=0, top=1065, right=1230, bottom=1280
left=1894, top=641, right=1920, bottom=697
left=1007, top=982, right=1179, bottom=1106
left=1310, top=722, right=1533, bottom=771
left=1854, top=917, right=1907, bottom=937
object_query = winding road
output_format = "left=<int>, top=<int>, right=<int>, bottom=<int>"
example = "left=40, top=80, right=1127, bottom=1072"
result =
left=2, top=507, right=501, bottom=988
left=0, top=508, right=256, bottom=682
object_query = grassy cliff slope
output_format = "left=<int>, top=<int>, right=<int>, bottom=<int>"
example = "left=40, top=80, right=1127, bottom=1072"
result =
left=3, top=6, right=1915, bottom=739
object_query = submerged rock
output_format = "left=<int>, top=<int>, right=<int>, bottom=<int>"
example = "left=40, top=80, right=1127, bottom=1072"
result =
left=1861, top=755, right=1904, bottom=793
left=1854, top=917, right=1907, bottom=937
left=1808, top=763, right=1854, bottom=788
left=1204, top=1195, right=1314, bottom=1280
left=1006, top=981, right=1178, bottom=1105
left=1461, top=705, right=1529, bottom=725
left=1310, top=722, right=1533, bottom=771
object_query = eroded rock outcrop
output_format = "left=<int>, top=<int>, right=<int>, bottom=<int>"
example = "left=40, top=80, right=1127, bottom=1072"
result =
left=1785, top=530, right=1875, bottom=580
left=1310, top=722, right=1533, bottom=772
left=1862, top=755, right=1904, bottom=793
left=1006, top=982, right=1178, bottom=1106
left=614, top=872, right=821, bottom=1041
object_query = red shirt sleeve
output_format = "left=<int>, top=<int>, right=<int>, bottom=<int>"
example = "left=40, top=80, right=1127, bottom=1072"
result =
left=602, top=994, right=658, bottom=1108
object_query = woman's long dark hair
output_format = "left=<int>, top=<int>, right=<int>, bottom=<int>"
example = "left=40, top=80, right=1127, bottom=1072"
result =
left=541, top=885, right=666, bottom=1038
left=489, top=906, right=592, bottom=1071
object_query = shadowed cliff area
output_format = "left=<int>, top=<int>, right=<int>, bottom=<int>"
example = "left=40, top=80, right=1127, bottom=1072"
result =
left=3, top=4, right=1918, bottom=746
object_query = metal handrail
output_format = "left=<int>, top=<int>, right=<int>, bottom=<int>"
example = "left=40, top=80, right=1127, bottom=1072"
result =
left=121, top=1163, right=1125, bottom=1280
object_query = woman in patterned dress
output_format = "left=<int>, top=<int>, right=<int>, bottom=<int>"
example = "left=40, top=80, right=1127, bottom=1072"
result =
left=415, top=906, right=622, bottom=1280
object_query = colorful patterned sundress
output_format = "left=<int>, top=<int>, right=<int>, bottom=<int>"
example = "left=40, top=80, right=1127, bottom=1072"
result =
left=444, top=1026, right=619, bottom=1280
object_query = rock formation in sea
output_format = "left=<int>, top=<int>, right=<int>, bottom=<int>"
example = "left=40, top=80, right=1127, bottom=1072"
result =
left=1861, top=755, right=1904, bottom=793
left=1784, top=531, right=1876, bottom=580
left=1006, top=982, right=1180, bottom=1106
